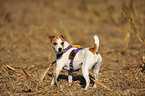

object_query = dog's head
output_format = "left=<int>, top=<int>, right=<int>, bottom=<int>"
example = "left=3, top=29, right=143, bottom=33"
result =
left=49, top=35, right=66, bottom=54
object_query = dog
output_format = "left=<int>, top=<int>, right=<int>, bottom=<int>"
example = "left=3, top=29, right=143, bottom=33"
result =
left=48, top=35, right=102, bottom=90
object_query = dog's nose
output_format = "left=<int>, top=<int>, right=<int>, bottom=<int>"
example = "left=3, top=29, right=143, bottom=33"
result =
left=58, top=48, right=62, bottom=52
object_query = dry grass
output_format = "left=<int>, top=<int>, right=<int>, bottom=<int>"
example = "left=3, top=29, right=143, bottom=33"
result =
left=0, top=0, right=145, bottom=95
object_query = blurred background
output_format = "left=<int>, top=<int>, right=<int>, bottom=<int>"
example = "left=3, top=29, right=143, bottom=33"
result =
left=0, top=0, right=145, bottom=95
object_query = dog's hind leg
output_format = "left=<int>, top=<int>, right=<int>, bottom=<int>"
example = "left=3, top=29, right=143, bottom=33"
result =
left=92, top=60, right=102, bottom=88
left=82, top=57, right=92, bottom=90
left=82, top=68, right=90, bottom=90
left=82, top=54, right=97, bottom=90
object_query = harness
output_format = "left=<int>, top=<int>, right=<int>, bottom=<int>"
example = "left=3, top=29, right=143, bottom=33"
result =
left=56, top=45, right=72, bottom=59
left=57, top=45, right=82, bottom=72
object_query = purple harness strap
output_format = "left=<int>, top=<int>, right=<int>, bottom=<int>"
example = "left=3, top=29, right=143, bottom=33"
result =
left=56, top=45, right=82, bottom=72
left=63, top=45, right=72, bottom=53
left=63, top=48, right=82, bottom=72
left=56, top=45, right=72, bottom=59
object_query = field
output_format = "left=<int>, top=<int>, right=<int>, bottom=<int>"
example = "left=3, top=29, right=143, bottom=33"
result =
left=0, top=0, right=145, bottom=95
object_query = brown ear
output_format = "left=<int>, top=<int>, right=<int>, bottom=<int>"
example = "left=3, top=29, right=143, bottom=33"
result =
left=60, top=35, right=66, bottom=40
left=49, top=36, right=55, bottom=42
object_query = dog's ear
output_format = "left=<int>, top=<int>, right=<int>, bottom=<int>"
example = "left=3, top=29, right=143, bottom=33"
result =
left=60, top=35, right=66, bottom=40
left=48, top=36, right=55, bottom=42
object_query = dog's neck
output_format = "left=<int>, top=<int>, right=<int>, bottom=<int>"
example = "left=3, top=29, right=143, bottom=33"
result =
left=56, top=52, right=63, bottom=59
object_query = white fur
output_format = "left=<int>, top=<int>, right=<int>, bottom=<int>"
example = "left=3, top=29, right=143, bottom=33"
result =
left=51, top=35, right=102, bottom=90
left=64, top=41, right=70, bottom=49
left=55, top=38, right=63, bottom=53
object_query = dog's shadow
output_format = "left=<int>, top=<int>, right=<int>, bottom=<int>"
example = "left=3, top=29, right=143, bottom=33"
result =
left=48, top=73, right=94, bottom=88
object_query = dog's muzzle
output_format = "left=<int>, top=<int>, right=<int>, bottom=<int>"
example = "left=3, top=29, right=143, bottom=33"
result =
left=58, top=48, right=62, bottom=52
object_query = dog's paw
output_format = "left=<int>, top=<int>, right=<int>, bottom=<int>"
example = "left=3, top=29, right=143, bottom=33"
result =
left=84, top=87, right=88, bottom=90
left=68, top=83, right=72, bottom=86
left=51, top=82, right=54, bottom=86
left=93, top=84, right=97, bottom=88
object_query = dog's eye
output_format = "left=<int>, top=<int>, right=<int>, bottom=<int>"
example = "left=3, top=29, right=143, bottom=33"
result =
left=61, top=42, right=64, bottom=45
left=53, top=42, right=57, bottom=45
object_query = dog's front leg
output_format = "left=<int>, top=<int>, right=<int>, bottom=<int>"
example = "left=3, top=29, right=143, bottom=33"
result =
left=51, top=76, right=55, bottom=86
left=51, top=68, right=62, bottom=86
left=51, top=60, right=64, bottom=86
left=68, top=71, right=73, bottom=86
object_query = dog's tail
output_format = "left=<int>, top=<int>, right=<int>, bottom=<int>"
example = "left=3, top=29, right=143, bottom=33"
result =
left=89, top=35, right=100, bottom=54
left=93, top=35, right=99, bottom=51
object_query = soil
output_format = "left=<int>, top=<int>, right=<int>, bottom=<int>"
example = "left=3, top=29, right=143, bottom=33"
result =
left=0, top=0, right=145, bottom=95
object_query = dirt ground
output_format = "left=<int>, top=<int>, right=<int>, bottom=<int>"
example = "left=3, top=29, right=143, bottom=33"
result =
left=0, top=0, right=145, bottom=95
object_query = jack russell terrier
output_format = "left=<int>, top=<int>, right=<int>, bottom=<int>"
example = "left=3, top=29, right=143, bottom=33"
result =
left=48, top=35, right=102, bottom=90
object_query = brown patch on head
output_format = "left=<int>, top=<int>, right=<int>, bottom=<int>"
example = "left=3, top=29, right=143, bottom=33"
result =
left=49, top=36, right=65, bottom=47
left=89, top=44, right=98, bottom=54
left=49, top=36, right=55, bottom=42
left=51, top=37, right=59, bottom=47
left=59, top=37, right=65, bottom=42
left=60, top=35, right=66, bottom=40
left=50, top=36, right=65, bottom=47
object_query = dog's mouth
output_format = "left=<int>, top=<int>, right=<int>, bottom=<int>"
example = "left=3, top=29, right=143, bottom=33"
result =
left=57, top=51, right=63, bottom=54
left=57, top=48, right=63, bottom=54
left=56, top=49, right=63, bottom=59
